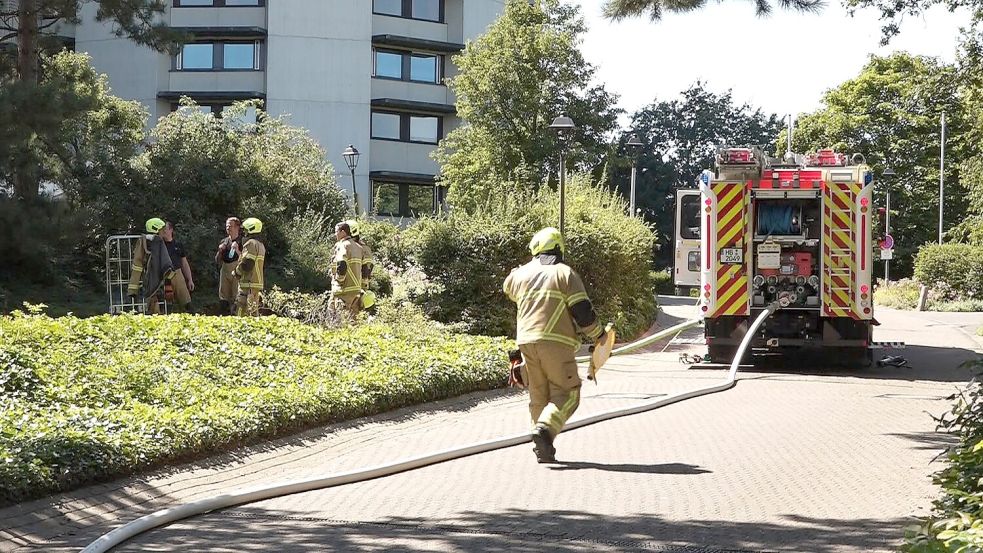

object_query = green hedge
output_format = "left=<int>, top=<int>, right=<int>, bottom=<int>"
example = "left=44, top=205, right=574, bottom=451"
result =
left=403, top=176, right=657, bottom=339
left=0, top=309, right=509, bottom=504
left=914, top=244, right=983, bottom=301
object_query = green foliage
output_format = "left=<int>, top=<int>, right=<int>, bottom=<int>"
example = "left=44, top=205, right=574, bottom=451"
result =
left=914, top=244, right=983, bottom=301
left=790, top=53, right=967, bottom=277
left=874, top=278, right=983, bottom=311
left=404, top=175, right=656, bottom=339
left=0, top=310, right=510, bottom=503
left=650, top=270, right=674, bottom=295
left=601, top=0, right=822, bottom=22
left=622, top=83, right=782, bottom=268
left=902, top=360, right=983, bottom=552
left=436, top=0, right=621, bottom=210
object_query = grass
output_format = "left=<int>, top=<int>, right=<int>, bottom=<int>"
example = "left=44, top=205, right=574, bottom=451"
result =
left=874, top=279, right=983, bottom=312
left=0, top=307, right=510, bottom=504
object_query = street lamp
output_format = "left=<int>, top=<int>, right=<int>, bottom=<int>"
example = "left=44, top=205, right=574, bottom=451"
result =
left=342, top=144, right=360, bottom=216
left=625, top=133, right=643, bottom=216
left=549, top=114, right=576, bottom=234
left=882, top=167, right=896, bottom=284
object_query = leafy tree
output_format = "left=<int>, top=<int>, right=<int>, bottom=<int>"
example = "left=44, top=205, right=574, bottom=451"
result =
left=616, top=83, right=782, bottom=268
left=601, top=0, right=821, bottom=22
left=435, top=0, right=621, bottom=212
left=0, top=0, right=182, bottom=201
left=949, top=29, right=983, bottom=246
left=788, top=53, right=967, bottom=275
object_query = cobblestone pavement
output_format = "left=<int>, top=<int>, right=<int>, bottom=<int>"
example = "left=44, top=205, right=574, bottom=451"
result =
left=2, top=299, right=980, bottom=553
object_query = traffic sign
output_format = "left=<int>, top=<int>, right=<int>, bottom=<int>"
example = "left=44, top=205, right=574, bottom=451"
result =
left=881, top=234, right=894, bottom=250
left=881, top=249, right=894, bottom=260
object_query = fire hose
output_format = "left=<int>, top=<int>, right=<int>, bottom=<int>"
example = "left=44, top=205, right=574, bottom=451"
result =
left=80, top=303, right=780, bottom=553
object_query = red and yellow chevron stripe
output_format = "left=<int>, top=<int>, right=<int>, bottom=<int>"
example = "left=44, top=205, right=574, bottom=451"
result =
left=822, top=181, right=861, bottom=319
left=711, top=182, right=749, bottom=317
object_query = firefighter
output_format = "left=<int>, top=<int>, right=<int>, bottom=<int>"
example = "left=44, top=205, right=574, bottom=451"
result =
left=126, top=217, right=175, bottom=315
left=215, top=217, right=243, bottom=315
left=330, top=220, right=363, bottom=320
left=349, top=220, right=375, bottom=307
left=503, top=227, right=604, bottom=463
left=162, top=221, right=195, bottom=313
left=234, top=217, right=266, bottom=317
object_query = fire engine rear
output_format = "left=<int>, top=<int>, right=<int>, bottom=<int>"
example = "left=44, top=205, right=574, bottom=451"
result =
left=698, top=147, right=875, bottom=367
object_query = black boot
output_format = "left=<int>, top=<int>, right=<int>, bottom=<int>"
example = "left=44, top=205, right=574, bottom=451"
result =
left=218, top=300, right=230, bottom=316
left=531, top=424, right=556, bottom=463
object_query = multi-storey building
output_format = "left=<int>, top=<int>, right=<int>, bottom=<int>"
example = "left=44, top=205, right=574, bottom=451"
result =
left=69, top=0, right=504, bottom=217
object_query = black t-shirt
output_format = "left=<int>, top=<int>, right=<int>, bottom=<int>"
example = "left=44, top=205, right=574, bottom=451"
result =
left=165, top=239, right=186, bottom=265
left=219, top=236, right=242, bottom=264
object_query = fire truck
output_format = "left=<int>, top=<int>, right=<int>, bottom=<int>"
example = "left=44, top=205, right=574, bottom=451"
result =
left=694, top=147, right=876, bottom=367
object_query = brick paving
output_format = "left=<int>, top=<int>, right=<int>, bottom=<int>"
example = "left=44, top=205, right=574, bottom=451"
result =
left=2, top=300, right=980, bottom=553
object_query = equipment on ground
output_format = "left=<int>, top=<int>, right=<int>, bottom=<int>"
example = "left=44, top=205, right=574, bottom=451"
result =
left=587, top=323, right=616, bottom=382
left=683, top=146, right=876, bottom=367
left=106, top=234, right=169, bottom=315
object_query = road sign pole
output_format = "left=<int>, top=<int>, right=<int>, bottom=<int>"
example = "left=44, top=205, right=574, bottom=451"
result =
left=885, top=190, right=890, bottom=284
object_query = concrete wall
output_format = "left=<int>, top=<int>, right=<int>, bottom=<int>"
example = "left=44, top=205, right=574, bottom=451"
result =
left=169, top=6, right=266, bottom=28
left=369, top=139, right=439, bottom=175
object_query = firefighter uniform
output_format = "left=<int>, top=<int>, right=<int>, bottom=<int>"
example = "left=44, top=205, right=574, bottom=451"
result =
left=216, top=232, right=242, bottom=315
left=330, top=226, right=363, bottom=319
left=126, top=218, right=174, bottom=315
left=350, top=220, right=375, bottom=307
left=235, top=218, right=266, bottom=317
left=503, top=227, right=603, bottom=463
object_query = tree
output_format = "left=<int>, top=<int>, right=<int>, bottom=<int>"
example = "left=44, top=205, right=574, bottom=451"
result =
left=617, top=83, right=782, bottom=268
left=788, top=53, right=967, bottom=275
left=435, top=0, right=621, bottom=212
left=601, top=0, right=821, bottom=22
left=0, top=0, right=182, bottom=201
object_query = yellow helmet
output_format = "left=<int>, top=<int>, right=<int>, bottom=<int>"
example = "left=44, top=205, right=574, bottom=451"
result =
left=145, top=217, right=166, bottom=234
left=361, top=290, right=376, bottom=309
left=347, top=219, right=361, bottom=237
left=242, top=217, right=263, bottom=234
left=529, top=227, right=565, bottom=256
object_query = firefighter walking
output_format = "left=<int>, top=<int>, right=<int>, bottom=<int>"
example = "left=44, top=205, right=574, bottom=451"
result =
left=330, top=220, right=363, bottom=320
left=503, top=227, right=604, bottom=463
left=234, top=217, right=266, bottom=317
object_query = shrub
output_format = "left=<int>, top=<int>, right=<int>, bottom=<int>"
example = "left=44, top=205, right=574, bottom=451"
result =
left=0, top=310, right=510, bottom=504
left=651, top=270, right=674, bottom=295
left=914, top=244, right=983, bottom=301
left=404, top=175, right=657, bottom=339
left=874, top=278, right=983, bottom=312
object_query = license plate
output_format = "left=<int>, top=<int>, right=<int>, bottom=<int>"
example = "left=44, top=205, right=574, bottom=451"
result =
left=720, top=248, right=743, bottom=264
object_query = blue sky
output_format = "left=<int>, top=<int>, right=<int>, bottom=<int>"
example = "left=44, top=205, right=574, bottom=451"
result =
left=573, top=0, right=969, bottom=122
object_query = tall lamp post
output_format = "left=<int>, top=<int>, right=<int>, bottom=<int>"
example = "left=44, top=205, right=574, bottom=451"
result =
left=549, top=114, right=576, bottom=234
left=342, top=144, right=360, bottom=216
left=882, top=167, right=896, bottom=284
left=626, top=133, right=643, bottom=216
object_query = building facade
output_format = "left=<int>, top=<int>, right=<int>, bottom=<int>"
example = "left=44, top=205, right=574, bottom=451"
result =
left=71, top=0, right=504, bottom=217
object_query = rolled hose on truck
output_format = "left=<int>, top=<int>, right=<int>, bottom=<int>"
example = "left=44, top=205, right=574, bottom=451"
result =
left=80, top=304, right=780, bottom=553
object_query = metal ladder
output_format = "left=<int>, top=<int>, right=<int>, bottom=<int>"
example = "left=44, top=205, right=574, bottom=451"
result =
left=825, top=206, right=854, bottom=298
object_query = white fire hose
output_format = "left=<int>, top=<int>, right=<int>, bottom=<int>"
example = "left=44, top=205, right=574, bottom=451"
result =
left=80, top=304, right=779, bottom=553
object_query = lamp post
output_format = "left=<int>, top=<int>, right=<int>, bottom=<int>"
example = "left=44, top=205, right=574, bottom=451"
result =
left=626, top=133, right=643, bottom=216
left=882, top=167, right=896, bottom=284
left=549, top=114, right=576, bottom=234
left=342, top=144, right=360, bottom=216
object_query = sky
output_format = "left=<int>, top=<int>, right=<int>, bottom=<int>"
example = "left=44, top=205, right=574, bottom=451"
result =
left=572, top=0, right=970, bottom=123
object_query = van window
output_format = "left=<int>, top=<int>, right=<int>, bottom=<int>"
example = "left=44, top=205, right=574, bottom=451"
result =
left=680, top=194, right=701, bottom=240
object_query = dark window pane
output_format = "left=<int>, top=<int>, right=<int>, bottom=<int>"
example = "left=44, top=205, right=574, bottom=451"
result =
left=679, top=194, right=701, bottom=239
left=223, top=43, right=255, bottom=69
left=412, top=0, right=440, bottom=21
left=374, top=51, right=402, bottom=79
left=407, top=185, right=434, bottom=216
left=373, top=183, right=400, bottom=215
left=373, top=0, right=402, bottom=15
left=371, top=112, right=401, bottom=140
left=182, top=43, right=214, bottom=69
left=409, top=54, right=438, bottom=83
left=409, top=116, right=438, bottom=143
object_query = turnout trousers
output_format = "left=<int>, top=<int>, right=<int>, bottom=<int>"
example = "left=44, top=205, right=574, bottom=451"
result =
left=519, top=341, right=582, bottom=439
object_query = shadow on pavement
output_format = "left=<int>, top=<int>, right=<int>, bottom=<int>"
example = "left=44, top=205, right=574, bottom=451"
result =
left=548, top=461, right=711, bottom=475
left=95, top=506, right=911, bottom=553
left=747, top=345, right=981, bottom=383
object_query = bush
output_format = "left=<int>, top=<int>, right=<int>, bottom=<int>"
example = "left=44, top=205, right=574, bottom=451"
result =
left=914, top=244, right=983, bottom=301
left=903, top=360, right=983, bottom=552
left=0, top=310, right=510, bottom=504
left=651, top=270, right=674, bottom=295
left=874, top=278, right=983, bottom=312
left=403, top=175, right=657, bottom=339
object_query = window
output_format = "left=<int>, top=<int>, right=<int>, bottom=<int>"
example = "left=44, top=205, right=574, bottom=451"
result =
left=373, top=182, right=439, bottom=217
left=371, top=111, right=442, bottom=144
left=373, top=0, right=443, bottom=22
left=174, top=0, right=264, bottom=6
left=371, top=112, right=401, bottom=140
left=175, top=41, right=262, bottom=71
left=679, top=194, right=701, bottom=240
left=372, top=49, right=441, bottom=84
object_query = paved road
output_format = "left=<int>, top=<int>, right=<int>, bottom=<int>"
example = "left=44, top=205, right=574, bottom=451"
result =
left=2, top=299, right=980, bottom=552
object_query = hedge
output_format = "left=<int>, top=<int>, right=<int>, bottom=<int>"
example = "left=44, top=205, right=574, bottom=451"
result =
left=0, top=309, right=509, bottom=504
left=914, top=244, right=983, bottom=301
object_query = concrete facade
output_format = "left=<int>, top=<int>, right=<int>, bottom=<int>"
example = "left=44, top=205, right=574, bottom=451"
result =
left=68, top=0, right=504, bottom=216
